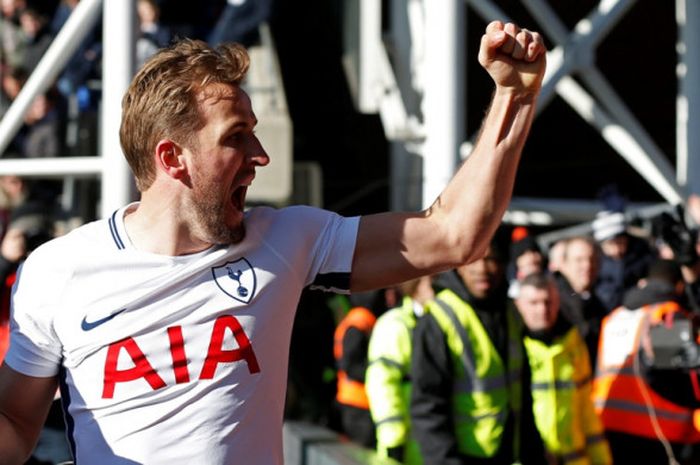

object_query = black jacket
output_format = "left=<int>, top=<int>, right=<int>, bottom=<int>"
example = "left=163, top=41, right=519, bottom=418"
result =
left=553, top=272, right=608, bottom=368
left=410, top=270, right=546, bottom=465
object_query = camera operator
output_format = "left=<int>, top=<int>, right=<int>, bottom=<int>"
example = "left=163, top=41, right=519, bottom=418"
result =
left=653, top=205, right=700, bottom=311
left=592, top=259, right=700, bottom=465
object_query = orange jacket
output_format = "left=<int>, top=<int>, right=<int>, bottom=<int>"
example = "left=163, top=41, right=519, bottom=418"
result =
left=334, top=306, right=376, bottom=409
left=593, top=301, right=700, bottom=443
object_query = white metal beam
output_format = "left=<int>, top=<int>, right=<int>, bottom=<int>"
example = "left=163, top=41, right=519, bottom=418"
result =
left=100, top=0, right=136, bottom=217
left=0, top=157, right=103, bottom=177
left=421, top=0, right=464, bottom=207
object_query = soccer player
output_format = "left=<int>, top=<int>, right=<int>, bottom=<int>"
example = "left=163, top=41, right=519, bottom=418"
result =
left=0, top=21, right=546, bottom=465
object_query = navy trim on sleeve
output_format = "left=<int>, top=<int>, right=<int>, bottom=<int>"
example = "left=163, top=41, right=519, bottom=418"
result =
left=59, top=364, right=77, bottom=462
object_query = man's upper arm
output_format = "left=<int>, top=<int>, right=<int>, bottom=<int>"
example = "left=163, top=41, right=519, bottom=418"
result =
left=0, top=363, right=58, bottom=463
left=350, top=211, right=466, bottom=292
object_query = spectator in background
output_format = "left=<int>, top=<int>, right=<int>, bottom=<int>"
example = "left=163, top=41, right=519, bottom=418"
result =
left=507, top=230, right=545, bottom=298
left=138, top=0, right=171, bottom=48
left=593, top=259, right=700, bottom=465
left=411, top=242, right=546, bottom=465
left=0, top=174, right=26, bottom=238
left=207, top=0, right=273, bottom=47
left=334, top=289, right=395, bottom=448
left=653, top=205, right=700, bottom=310
left=17, top=88, right=66, bottom=158
left=592, top=210, right=653, bottom=312
left=0, top=0, right=25, bottom=71
left=366, top=276, right=433, bottom=464
left=136, top=0, right=172, bottom=69
left=553, top=236, right=607, bottom=369
left=0, top=65, right=27, bottom=123
left=17, top=6, right=53, bottom=72
left=50, top=0, right=102, bottom=107
left=547, top=239, right=566, bottom=274
left=515, top=272, right=611, bottom=465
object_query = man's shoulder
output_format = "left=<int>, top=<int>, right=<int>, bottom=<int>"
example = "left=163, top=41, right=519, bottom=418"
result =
left=24, top=217, right=110, bottom=267
left=246, top=204, right=341, bottom=225
left=245, top=205, right=357, bottom=248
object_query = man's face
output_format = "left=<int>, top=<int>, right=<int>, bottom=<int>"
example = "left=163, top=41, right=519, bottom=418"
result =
left=600, top=234, right=628, bottom=260
left=181, top=83, right=269, bottom=245
left=456, top=247, right=504, bottom=300
left=561, top=239, right=598, bottom=293
left=515, top=250, right=543, bottom=280
left=516, top=282, right=560, bottom=332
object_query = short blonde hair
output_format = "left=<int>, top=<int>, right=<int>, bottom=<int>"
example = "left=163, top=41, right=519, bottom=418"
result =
left=119, top=39, right=250, bottom=191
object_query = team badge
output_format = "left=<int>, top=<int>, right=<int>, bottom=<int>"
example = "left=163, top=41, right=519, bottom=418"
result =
left=212, top=258, right=257, bottom=303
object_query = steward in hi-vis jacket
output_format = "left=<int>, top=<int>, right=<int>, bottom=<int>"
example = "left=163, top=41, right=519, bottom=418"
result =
left=411, top=244, right=546, bottom=465
left=366, top=276, right=433, bottom=464
left=515, top=272, right=611, bottom=465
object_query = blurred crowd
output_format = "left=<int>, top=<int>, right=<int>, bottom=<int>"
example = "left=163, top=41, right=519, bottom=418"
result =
left=291, top=196, right=700, bottom=465
left=0, top=0, right=272, bottom=162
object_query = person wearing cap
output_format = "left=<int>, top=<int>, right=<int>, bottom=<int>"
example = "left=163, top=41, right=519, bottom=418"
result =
left=592, top=211, right=654, bottom=313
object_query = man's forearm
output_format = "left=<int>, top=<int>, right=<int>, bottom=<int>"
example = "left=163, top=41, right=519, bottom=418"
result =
left=427, top=87, right=539, bottom=264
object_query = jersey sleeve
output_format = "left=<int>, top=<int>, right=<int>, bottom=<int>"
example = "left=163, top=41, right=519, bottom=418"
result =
left=4, top=247, right=69, bottom=377
left=305, top=210, right=359, bottom=293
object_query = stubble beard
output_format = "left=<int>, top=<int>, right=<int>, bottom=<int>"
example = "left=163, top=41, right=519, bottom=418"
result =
left=188, top=182, right=245, bottom=245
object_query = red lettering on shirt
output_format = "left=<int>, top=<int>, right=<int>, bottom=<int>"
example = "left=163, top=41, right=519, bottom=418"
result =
left=101, top=314, right=260, bottom=398
left=168, top=326, right=190, bottom=384
left=200, top=315, right=260, bottom=379
left=103, top=337, right=167, bottom=399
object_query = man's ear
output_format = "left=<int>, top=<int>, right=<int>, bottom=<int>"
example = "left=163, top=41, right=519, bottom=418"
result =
left=155, top=139, right=187, bottom=181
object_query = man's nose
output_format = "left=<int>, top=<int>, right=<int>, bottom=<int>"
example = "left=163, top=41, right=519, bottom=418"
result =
left=249, top=137, right=270, bottom=167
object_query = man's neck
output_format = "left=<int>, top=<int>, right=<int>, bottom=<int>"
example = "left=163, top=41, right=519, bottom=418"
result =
left=123, top=197, right=213, bottom=256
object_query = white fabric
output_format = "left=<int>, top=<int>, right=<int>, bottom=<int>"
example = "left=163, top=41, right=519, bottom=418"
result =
left=6, top=203, right=359, bottom=465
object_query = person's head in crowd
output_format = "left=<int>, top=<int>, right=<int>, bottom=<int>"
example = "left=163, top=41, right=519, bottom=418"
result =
left=547, top=239, right=566, bottom=273
left=18, top=7, right=49, bottom=39
left=456, top=241, right=505, bottom=300
left=0, top=0, right=24, bottom=20
left=2, top=201, right=54, bottom=261
left=510, top=235, right=544, bottom=281
left=639, top=259, right=685, bottom=297
left=24, top=91, right=51, bottom=124
left=397, top=275, right=434, bottom=307
left=560, top=236, right=599, bottom=294
left=2, top=67, right=27, bottom=100
left=515, top=272, right=560, bottom=332
left=0, top=174, right=25, bottom=209
left=592, top=210, right=628, bottom=260
left=137, top=0, right=161, bottom=30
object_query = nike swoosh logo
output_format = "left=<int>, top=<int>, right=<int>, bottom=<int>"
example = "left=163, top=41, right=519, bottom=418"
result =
left=81, top=309, right=127, bottom=331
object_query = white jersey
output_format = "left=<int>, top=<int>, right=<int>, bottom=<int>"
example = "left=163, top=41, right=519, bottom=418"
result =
left=6, top=203, right=359, bottom=465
